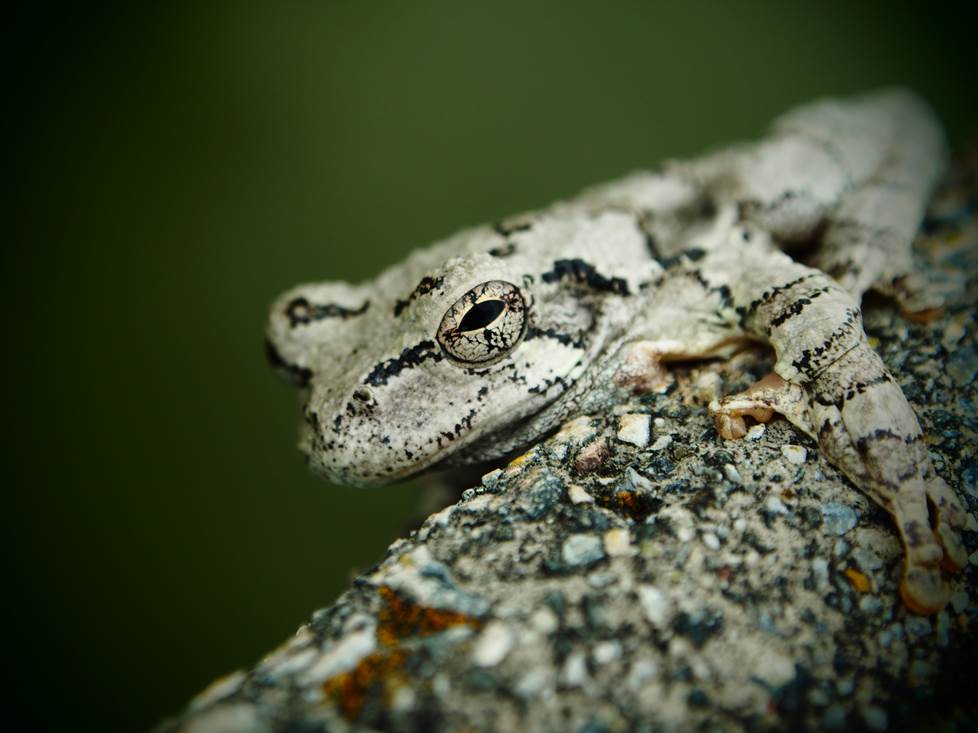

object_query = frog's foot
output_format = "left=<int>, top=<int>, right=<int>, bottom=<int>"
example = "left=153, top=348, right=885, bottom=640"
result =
left=814, top=246, right=943, bottom=321
left=877, top=271, right=944, bottom=323
left=710, top=372, right=806, bottom=439
left=803, top=343, right=965, bottom=614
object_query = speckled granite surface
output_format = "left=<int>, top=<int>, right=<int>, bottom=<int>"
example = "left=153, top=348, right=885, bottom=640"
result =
left=158, top=155, right=977, bottom=733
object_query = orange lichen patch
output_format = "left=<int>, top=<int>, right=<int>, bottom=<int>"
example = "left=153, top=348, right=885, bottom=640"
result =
left=844, top=567, right=872, bottom=593
left=376, top=586, right=481, bottom=647
left=595, top=490, right=661, bottom=522
left=715, top=566, right=735, bottom=582
left=322, top=648, right=408, bottom=721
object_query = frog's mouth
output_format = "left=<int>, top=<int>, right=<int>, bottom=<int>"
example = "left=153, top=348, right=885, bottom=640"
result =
left=438, top=380, right=582, bottom=471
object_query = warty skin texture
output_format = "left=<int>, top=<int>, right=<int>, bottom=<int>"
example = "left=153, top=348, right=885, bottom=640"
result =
left=267, top=89, right=966, bottom=614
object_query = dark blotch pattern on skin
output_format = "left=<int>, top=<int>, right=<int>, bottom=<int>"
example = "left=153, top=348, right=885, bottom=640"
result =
left=265, top=338, right=312, bottom=387
left=768, top=287, right=831, bottom=328
left=286, top=297, right=369, bottom=328
left=364, top=340, right=445, bottom=387
left=394, top=276, right=445, bottom=317
left=525, top=325, right=584, bottom=349
left=488, top=242, right=517, bottom=258
left=540, top=259, right=630, bottom=296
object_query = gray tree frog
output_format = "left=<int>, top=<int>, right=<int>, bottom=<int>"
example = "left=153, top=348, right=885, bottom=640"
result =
left=266, top=89, right=966, bottom=615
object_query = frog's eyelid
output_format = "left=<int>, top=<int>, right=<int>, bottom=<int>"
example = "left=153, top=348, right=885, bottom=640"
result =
left=393, top=275, right=445, bottom=317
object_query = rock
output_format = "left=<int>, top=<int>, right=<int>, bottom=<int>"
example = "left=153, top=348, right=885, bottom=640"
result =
left=471, top=621, right=515, bottom=667
left=592, top=640, right=622, bottom=665
left=723, top=463, right=742, bottom=483
left=561, top=534, right=605, bottom=567
left=650, top=434, right=672, bottom=450
left=821, top=502, right=858, bottom=535
left=781, top=444, right=807, bottom=464
left=567, top=484, right=594, bottom=504
left=636, top=585, right=671, bottom=629
left=560, top=650, right=589, bottom=687
left=616, top=413, right=651, bottom=446
left=861, top=705, right=888, bottom=732
left=746, top=424, right=766, bottom=440
left=858, top=596, right=883, bottom=615
left=950, top=590, right=970, bottom=614
left=851, top=547, right=882, bottom=572
left=158, top=153, right=978, bottom=733
left=946, top=346, right=977, bottom=386
left=603, top=528, right=635, bottom=557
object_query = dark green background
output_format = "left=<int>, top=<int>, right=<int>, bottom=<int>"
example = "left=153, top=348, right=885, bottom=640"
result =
left=9, top=3, right=975, bottom=730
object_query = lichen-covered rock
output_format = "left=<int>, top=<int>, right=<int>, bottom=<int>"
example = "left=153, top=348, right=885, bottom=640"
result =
left=157, top=157, right=977, bottom=733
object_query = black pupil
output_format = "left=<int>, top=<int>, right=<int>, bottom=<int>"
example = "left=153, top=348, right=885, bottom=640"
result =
left=458, top=299, right=506, bottom=332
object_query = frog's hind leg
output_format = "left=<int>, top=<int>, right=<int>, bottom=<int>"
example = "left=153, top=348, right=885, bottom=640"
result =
left=713, top=338, right=964, bottom=614
left=701, top=230, right=966, bottom=613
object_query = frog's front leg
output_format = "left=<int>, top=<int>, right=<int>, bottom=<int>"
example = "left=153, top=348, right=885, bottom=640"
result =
left=701, top=233, right=966, bottom=614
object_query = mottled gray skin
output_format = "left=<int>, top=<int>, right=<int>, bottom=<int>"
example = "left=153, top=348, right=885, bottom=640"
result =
left=266, top=89, right=965, bottom=613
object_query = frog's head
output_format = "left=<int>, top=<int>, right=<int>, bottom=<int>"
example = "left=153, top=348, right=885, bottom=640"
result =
left=266, top=210, right=657, bottom=486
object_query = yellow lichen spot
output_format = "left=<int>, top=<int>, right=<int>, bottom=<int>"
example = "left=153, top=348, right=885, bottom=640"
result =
left=506, top=448, right=536, bottom=471
left=844, top=567, right=872, bottom=593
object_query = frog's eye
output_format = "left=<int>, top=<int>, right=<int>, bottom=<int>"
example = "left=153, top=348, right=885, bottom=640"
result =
left=437, top=280, right=527, bottom=364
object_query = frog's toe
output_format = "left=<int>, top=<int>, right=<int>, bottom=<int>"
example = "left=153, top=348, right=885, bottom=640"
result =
left=893, top=491, right=955, bottom=614
left=938, top=527, right=967, bottom=572
left=926, top=477, right=968, bottom=571
left=900, top=565, right=949, bottom=616
left=713, top=409, right=749, bottom=440
left=935, top=509, right=967, bottom=572
left=711, top=372, right=807, bottom=440
left=712, top=398, right=775, bottom=440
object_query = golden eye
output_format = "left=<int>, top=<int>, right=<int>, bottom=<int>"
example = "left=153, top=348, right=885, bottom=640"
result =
left=437, top=281, right=527, bottom=364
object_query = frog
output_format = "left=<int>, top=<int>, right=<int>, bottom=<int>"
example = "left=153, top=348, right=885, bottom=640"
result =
left=266, top=88, right=967, bottom=615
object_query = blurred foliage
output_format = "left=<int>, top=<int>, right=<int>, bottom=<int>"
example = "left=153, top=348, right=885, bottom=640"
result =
left=7, top=2, right=975, bottom=730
